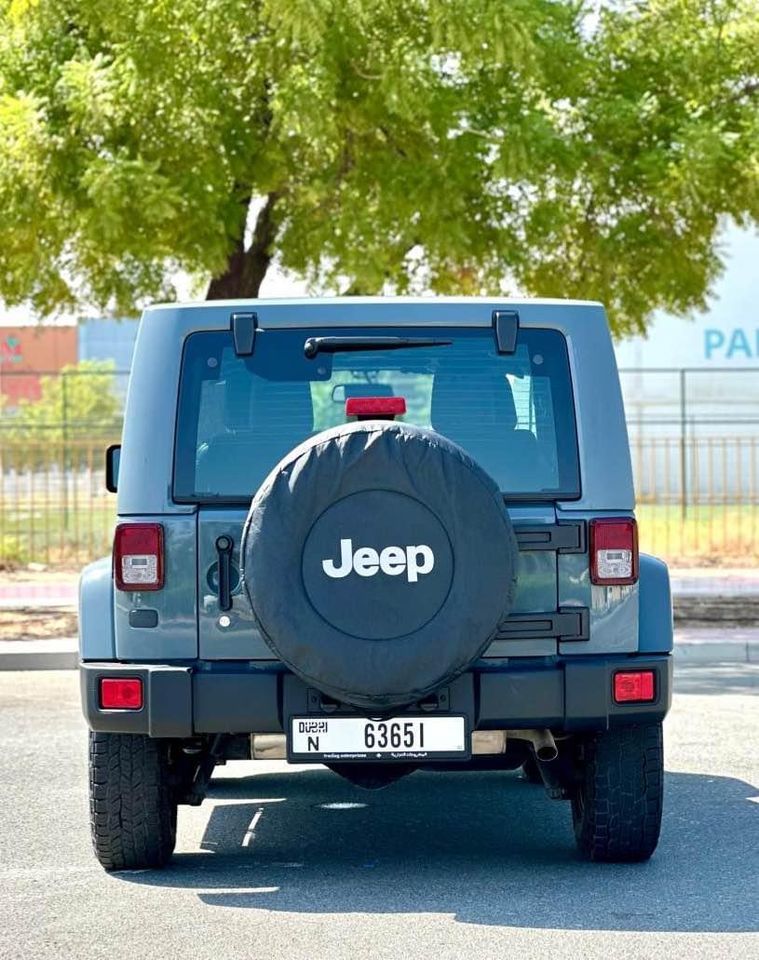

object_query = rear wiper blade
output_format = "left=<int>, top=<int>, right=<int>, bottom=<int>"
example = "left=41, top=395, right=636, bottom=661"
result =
left=304, top=336, right=452, bottom=359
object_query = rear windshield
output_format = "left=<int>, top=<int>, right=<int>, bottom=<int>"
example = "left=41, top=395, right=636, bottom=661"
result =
left=173, top=326, right=580, bottom=501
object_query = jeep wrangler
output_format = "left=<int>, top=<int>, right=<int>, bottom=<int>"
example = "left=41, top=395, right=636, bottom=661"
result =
left=80, top=297, right=672, bottom=870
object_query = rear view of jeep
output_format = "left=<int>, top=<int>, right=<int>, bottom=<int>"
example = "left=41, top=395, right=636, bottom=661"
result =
left=80, top=298, right=672, bottom=870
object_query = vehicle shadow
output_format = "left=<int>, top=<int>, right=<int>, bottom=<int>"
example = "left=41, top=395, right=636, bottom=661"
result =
left=118, top=765, right=758, bottom=933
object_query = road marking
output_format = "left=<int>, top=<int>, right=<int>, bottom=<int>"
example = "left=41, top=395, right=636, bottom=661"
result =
left=242, top=807, right=264, bottom=847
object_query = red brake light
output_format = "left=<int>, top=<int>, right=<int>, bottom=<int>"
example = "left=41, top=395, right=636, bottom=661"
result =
left=113, top=523, right=164, bottom=591
left=590, top=518, right=638, bottom=585
left=614, top=671, right=655, bottom=703
left=100, top=677, right=143, bottom=710
left=346, top=396, right=407, bottom=418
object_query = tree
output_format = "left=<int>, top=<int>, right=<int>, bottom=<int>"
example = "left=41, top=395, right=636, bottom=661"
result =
left=0, top=0, right=756, bottom=335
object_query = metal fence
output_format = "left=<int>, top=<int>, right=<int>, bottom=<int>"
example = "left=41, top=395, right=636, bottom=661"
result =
left=619, top=367, right=759, bottom=564
left=0, top=368, right=127, bottom=567
left=0, top=440, right=118, bottom=566
left=1, top=366, right=758, bottom=568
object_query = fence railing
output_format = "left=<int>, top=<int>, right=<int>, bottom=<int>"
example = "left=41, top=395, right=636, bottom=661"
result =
left=0, top=440, right=118, bottom=567
left=1, top=435, right=758, bottom=569
left=2, top=364, right=758, bottom=567
left=632, top=434, right=759, bottom=564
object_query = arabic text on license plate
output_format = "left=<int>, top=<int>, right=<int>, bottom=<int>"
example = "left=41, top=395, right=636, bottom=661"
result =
left=289, top=715, right=467, bottom=761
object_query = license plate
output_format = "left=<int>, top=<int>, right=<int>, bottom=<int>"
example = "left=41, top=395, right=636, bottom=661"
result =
left=288, top=715, right=469, bottom=762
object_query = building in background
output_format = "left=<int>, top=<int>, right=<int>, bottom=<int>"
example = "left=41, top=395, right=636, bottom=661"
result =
left=612, top=227, right=759, bottom=502
left=77, top=318, right=139, bottom=371
left=0, top=318, right=139, bottom=410
left=615, top=226, right=759, bottom=442
left=0, top=325, right=77, bottom=406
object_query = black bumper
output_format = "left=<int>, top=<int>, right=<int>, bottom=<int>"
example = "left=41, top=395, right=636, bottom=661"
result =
left=80, top=654, right=673, bottom=738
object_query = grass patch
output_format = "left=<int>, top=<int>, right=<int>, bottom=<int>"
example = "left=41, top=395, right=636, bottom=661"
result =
left=0, top=500, right=116, bottom=567
left=637, top=504, right=759, bottom=566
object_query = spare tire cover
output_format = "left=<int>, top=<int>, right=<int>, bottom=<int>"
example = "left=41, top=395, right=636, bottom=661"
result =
left=241, top=421, right=518, bottom=709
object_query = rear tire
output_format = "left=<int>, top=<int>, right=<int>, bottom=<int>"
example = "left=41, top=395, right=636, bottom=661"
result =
left=89, top=732, right=177, bottom=871
left=571, top=723, right=663, bottom=862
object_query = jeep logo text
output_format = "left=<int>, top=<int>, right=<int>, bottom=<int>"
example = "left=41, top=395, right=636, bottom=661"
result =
left=322, top=538, right=435, bottom=583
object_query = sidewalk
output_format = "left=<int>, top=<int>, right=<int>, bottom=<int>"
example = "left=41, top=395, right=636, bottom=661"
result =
left=0, top=637, right=79, bottom=670
left=670, top=569, right=759, bottom=595
left=0, top=580, right=78, bottom=608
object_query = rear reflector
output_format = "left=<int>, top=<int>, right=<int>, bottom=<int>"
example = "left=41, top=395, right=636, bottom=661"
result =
left=346, top=396, right=407, bottom=417
left=613, top=671, right=655, bottom=703
left=113, top=523, right=164, bottom=591
left=590, top=518, right=638, bottom=585
left=100, top=677, right=143, bottom=710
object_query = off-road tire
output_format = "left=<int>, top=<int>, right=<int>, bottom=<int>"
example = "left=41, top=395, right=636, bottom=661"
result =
left=89, top=732, right=177, bottom=871
left=571, top=723, right=663, bottom=862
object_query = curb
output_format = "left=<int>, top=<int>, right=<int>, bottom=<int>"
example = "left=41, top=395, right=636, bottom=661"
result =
left=0, top=650, right=79, bottom=671
left=0, top=634, right=756, bottom=671
left=672, top=629, right=758, bottom=665
left=0, top=639, right=78, bottom=671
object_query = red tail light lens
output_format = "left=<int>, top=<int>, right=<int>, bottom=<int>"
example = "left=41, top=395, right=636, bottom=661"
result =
left=590, top=518, right=638, bottom=585
left=346, top=396, right=407, bottom=418
left=100, top=677, right=143, bottom=710
left=613, top=670, right=655, bottom=703
left=113, top=523, right=164, bottom=591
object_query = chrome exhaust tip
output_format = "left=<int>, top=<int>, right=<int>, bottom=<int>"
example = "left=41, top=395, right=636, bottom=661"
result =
left=250, top=734, right=286, bottom=760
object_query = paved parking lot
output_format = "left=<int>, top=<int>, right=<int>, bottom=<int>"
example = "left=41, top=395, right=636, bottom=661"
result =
left=0, top=664, right=757, bottom=960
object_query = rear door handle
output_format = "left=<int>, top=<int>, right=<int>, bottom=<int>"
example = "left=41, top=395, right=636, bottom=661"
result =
left=215, top=535, right=234, bottom=612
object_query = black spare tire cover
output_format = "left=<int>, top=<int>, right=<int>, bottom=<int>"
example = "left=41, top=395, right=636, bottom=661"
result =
left=241, top=421, right=518, bottom=709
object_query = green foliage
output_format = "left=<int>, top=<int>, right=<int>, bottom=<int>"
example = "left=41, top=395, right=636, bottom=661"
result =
left=1, top=359, right=121, bottom=466
left=0, top=0, right=756, bottom=334
left=0, top=534, right=28, bottom=570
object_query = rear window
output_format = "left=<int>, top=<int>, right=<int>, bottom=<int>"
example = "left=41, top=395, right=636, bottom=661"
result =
left=173, top=326, right=580, bottom=501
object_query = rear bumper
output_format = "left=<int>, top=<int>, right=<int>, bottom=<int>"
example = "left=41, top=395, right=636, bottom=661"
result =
left=80, top=654, right=673, bottom=738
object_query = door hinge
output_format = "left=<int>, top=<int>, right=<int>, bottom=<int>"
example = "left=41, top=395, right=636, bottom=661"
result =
left=495, top=608, right=590, bottom=642
left=513, top=521, right=586, bottom=553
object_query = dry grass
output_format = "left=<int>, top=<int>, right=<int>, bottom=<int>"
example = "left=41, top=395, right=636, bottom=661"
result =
left=0, top=607, right=77, bottom=641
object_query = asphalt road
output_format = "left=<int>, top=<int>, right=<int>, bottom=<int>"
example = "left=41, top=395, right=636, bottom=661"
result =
left=0, top=665, right=757, bottom=960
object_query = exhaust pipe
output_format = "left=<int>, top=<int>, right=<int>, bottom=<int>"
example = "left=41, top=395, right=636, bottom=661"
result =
left=250, top=734, right=286, bottom=760
left=470, top=729, right=557, bottom=760
left=471, top=731, right=508, bottom=755
left=508, top=728, right=558, bottom=762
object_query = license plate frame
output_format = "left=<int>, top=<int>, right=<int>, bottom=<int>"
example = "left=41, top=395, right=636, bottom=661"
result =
left=287, top=714, right=470, bottom=763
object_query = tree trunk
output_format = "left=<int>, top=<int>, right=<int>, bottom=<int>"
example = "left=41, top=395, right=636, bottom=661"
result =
left=206, top=192, right=279, bottom=300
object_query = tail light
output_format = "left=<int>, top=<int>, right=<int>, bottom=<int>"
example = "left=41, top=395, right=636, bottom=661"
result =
left=613, top=670, right=655, bottom=703
left=113, top=523, right=164, bottom=591
left=590, top=518, right=638, bottom=585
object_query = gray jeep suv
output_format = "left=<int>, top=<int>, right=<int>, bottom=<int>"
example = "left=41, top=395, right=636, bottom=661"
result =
left=80, top=297, right=672, bottom=870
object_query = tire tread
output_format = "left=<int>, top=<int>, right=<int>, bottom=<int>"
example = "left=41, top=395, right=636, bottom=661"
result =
left=572, top=723, right=663, bottom=862
left=89, top=732, right=176, bottom=871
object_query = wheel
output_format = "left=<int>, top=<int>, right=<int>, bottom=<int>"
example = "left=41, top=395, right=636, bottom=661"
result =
left=89, top=731, right=177, bottom=871
left=571, top=723, right=663, bottom=863
left=521, top=753, right=543, bottom=784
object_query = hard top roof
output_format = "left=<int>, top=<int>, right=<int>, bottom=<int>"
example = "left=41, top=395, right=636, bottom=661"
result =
left=141, top=296, right=606, bottom=335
